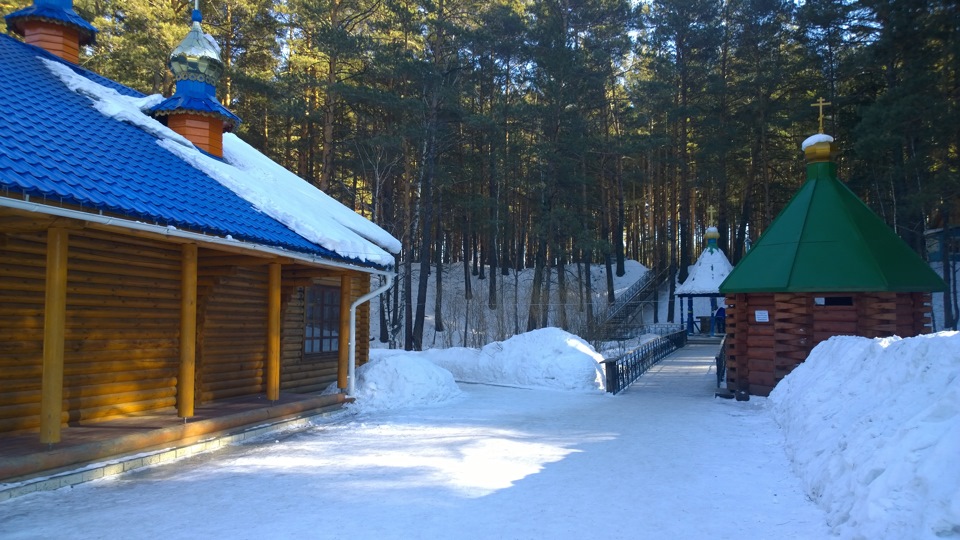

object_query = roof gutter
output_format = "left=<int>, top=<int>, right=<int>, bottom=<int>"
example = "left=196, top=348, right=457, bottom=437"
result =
left=0, top=196, right=394, bottom=277
left=348, top=272, right=394, bottom=397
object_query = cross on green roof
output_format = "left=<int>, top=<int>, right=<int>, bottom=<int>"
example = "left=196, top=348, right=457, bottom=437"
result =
left=719, top=140, right=945, bottom=294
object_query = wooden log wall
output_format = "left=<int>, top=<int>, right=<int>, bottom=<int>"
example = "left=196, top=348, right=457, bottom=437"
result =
left=279, top=273, right=373, bottom=394
left=1, top=219, right=382, bottom=434
left=723, top=294, right=744, bottom=393
left=726, top=291, right=935, bottom=397
left=0, top=231, right=49, bottom=433
left=908, top=293, right=934, bottom=335
left=196, top=265, right=269, bottom=403
left=0, top=230, right=181, bottom=433
left=280, top=283, right=337, bottom=394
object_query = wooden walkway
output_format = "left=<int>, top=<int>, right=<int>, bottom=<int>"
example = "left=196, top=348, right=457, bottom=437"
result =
left=625, top=341, right=724, bottom=397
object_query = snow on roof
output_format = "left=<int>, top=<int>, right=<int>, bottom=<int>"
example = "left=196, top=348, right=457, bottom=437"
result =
left=44, top=59, right=401, bottom=267
left=801, top=133, right=833, bottom=150
left=676, top=245, right=733, bottom=296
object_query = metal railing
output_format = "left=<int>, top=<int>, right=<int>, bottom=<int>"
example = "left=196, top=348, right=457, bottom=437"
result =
left=604, top=272, right=654, bottom=321
left=640, top=323, right=684, bottom=337
left=715, top=335, right=727, bottom=388
left=594, top=268, right=673, bottom=342
left=601, top=329, right=687, bottom=394
left=603, top=267, right=671, bottom=323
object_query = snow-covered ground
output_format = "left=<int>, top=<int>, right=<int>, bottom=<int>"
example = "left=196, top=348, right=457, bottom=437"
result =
left=3, top=328, right=957, bottom=539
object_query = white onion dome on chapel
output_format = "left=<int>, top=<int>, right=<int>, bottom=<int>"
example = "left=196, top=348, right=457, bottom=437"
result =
left=169, top=9, right=223, bottom=86
left=148, top=7, right=240, bottom=130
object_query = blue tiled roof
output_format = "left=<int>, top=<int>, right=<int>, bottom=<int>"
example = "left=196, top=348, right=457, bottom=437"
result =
left=5, top=0, right=98, bottom=43
left=0, top=35, right=377, bottom=268
left=151, top=80, right=241, bottom=127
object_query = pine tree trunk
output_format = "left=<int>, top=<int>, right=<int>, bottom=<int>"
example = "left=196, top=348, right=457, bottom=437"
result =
left=412, top=106, right=438, bottom=351
left=404, top=254, right=414, bottom=350
left=488, top=127, right=499, bottom=308
left=615, top=156, right=626, bottom=277
left=462, top=217, right=473, bottom=300
left=434, top=210, right=444, bottom=333
left=583, top=251, right=594, bottom=333
left=557, top=252, right=568, bottom=330
left=526, top=242, right=547, bottom=331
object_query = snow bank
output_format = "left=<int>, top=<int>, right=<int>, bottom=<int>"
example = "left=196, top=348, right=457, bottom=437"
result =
left=770, top=332, right=960, bottom=539
left=347, top=355, right=463, bottom=413
left=431, top=328, right=605, bottom=392
left=366, top=328, right=603, bottom=399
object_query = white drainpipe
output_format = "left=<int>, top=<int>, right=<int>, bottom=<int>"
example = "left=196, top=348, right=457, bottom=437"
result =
left=348, top=272, right=395, bottom=396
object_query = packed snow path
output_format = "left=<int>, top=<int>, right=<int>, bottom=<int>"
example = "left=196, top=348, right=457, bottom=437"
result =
left=0, top=345, right=829, bottom=539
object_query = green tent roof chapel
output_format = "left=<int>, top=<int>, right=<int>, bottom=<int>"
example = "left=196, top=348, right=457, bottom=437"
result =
left=717, top=106, right=945, bottom=399
left=719, top=132, right=946, bottom=294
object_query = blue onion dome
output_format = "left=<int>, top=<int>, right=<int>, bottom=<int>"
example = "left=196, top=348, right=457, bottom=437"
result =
left=169, top=9, right=223, bottom=86
left=5, top=0, right=98, bottom=45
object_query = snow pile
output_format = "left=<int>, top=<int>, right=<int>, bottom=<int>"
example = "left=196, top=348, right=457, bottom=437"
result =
left=348, top=354, right=463, bottom=413
left=770, top=332, right=960, bottom=539
left=367, top=328, right=605, bottom=398
left=432, top=328, right=604, bottom=392
left=45, top=59, right=400, bottom=267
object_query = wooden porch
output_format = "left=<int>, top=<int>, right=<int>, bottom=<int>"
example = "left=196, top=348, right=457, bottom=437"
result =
left=0, top=391, right=350, bottom=493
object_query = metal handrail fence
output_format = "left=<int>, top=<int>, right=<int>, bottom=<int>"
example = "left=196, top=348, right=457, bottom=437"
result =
left=603, top=267, right=671, bottom=322
left=601, top=329, right=688, bottom=394
left=715, top=335, right=727, bottom=388
left=604, top=272, right=654, bottom=321
left=605, top=323, right=683, bottom=342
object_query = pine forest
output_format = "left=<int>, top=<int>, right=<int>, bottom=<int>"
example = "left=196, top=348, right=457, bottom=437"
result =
left=6, top=0, right=957, bottom=348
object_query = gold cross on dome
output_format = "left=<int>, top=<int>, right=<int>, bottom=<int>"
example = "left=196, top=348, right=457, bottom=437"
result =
left=707, top=205, right=716, bottom=224
left=811, top=97, right=831, bottom=133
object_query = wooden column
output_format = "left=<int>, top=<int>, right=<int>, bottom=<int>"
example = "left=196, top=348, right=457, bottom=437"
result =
left=40, top=228, right=68, bottom=444
left=266, top=262, right=281, bottom=401
left=337, top=274, right=353, bottom=390
left=178, top=244, right=198, bottom=418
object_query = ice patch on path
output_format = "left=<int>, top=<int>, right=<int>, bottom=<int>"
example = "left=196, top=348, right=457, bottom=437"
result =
left=770, top=332, right=960, bottom=539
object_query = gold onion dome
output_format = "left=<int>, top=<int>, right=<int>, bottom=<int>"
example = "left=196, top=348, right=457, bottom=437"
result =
left=802, top=133, right=835, bottom=163
left=705, top=225, right=720, bottom=251
left=169, top=9, right=223, bottom=86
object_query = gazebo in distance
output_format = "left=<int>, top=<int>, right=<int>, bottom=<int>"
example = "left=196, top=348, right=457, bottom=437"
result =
left=676, top=226, right=732, bottom=335
left=719, top=101, right=945, bottom=398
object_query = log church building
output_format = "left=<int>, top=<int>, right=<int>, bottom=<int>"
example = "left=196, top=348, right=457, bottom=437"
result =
left=0, top=0, right=400, bottom=487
